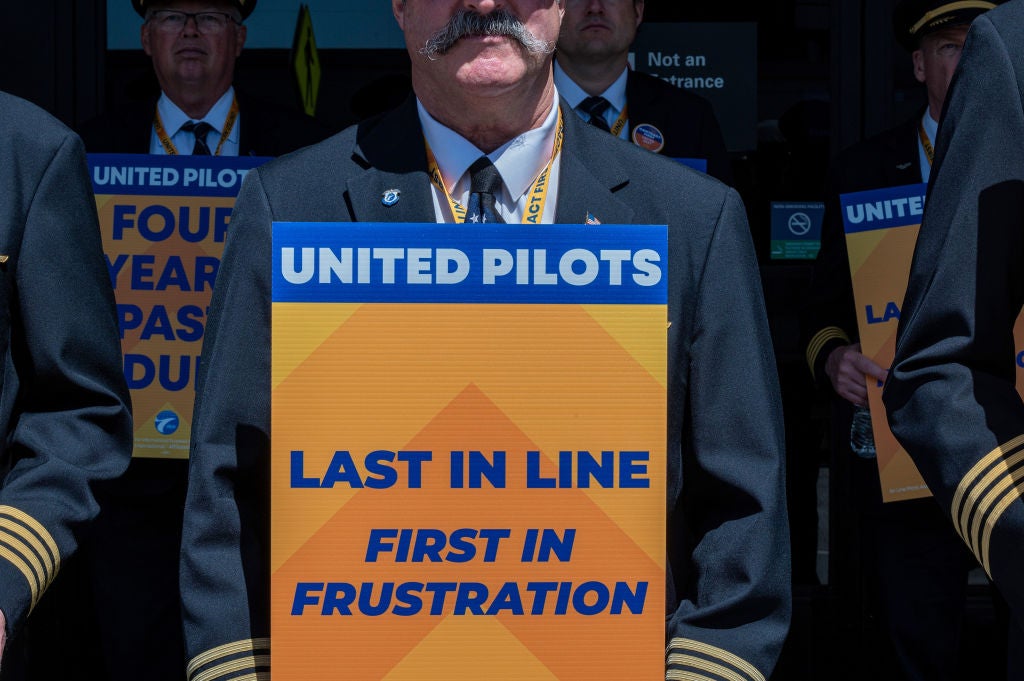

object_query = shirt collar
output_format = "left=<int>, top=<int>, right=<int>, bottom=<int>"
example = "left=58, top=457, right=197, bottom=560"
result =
left=552, top=60, right=629, bottom=114
left=417, top=87, right=561, bottom=202
left=157, top=86, right=238, bottom=143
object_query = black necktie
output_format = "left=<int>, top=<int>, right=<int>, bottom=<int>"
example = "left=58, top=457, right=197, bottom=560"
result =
left=466, top=157, right=504, bottom=224
left=578, top=96, right=612, bottom=132
left=181, top=120, right=214, bottom=155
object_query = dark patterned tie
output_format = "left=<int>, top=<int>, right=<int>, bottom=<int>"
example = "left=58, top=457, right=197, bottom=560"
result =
left=578, top=96, right=612, bottom=132
left=181, top=120, right=214, bottom=155
left=466, top=157, right=504, bottom=224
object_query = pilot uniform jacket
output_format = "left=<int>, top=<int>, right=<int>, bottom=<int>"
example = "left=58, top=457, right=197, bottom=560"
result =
left=625, top=70, right=732, bottom=184
left=77, top=86, right=329, bottom=681
left=0, top=92, right=132, bottom=636
left=802, top=114, right=922, bottom=389
left=181, top=96, right=790, bottom=681
left=78, top=89, right=330, bottom=157
left=885, top=0, right=1024, bottom=637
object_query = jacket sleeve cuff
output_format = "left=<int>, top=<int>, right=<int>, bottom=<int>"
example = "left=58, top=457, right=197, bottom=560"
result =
left=187, top=638, right=271, bottom=681
left=666, top=638, right=767, bottom=681
left=950, top=434, right=1024, bottom=578
left=806, top=326, right=850, bottom=386
left=0, top=505, right=60, bottom=635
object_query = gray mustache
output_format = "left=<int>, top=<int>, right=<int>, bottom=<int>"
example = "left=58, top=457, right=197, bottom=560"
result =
left=419, top=9, right=556, bottom=60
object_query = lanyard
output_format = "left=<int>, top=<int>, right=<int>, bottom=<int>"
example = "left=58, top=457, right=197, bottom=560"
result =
left=918, top=121, right=935, bottom=167
left=610, top=104, right=628, bottom=138
left=425, top=107, right=565, bottom=224
left=154, top=96, right=239, bottom=156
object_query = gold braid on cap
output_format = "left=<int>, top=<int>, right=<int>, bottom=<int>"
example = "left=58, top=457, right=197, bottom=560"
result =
left=910, top=1, right=998, bottom=35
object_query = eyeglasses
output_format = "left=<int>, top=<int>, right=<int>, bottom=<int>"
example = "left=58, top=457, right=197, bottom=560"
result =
left=148, top=10, right=240, bottom=34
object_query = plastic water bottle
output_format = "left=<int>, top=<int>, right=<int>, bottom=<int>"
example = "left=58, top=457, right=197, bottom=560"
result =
left=850, top=406, right=877, bottom=459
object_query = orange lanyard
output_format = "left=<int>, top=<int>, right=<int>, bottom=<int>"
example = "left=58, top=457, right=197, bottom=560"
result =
left=154, top=96, right=239, bottom=156
left=918, top=121, right=935, bottom=167
left=610, top=104, right=628, bottom=138
left=425, top=107, right=564, bottom=224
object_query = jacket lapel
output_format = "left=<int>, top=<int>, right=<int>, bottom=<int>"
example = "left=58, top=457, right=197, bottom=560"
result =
left=347, top=170, right=436, bottom=223
left=555, top=106, right=636, bottom=226
left=345, top=97, right=436, bottom=223
left=341, top=98, right=638, bottom=226
left=883, top=114, right=925, bottom=187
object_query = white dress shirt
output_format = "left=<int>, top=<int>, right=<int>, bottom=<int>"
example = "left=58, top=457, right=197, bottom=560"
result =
left=553, top=61, right=629, bottom=141
left=150, top=86, right=241, bottom=156
left=417, top=89, right=562, bottom=224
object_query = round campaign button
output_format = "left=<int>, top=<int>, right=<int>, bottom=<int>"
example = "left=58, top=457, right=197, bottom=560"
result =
left=632, top=124, right=665, bottom=153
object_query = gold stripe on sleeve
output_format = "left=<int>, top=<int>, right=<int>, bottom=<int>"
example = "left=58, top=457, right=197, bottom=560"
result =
left=667, top=638, right=766, bottom=681
left=979, top=474, right=1024, bottom=576
left=950, top=438, right=1024, bottom=544
left=965, top=451, right=1024, bottom=559
left=0, top=507, right=62, bottom=608
left=187, top=638, right=270, bottom=680
left=0, top=519, right=52, bottom=585
left=0, top=506, right=59, bottom=572
left=805, top=327, right=850, bottom=378
left=667, top=653, right=749, bottom=681
left=667, top=671, right=719, bottom=681
left=192, top=655, right=270, bottom=681
left=0, top=529, right=45, bottom=595
left=0, top=543, right=41, bottom=607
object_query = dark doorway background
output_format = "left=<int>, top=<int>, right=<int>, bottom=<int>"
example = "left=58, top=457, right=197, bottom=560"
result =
left=0, top=2, right=1004, bottom=679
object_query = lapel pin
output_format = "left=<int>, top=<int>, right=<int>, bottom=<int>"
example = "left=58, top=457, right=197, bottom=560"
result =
left=585, top=213, right=601, bottom=225
left=381, top=189, right=401, bottom=207
left=632, top=123, right=665, bottom=153
left=0, top=256, right=9, bottom=264
left=896, top=162, right=912, bottom=170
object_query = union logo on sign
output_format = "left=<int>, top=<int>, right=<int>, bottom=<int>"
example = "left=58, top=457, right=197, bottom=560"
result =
left=155, top=410, right=180, bottom=435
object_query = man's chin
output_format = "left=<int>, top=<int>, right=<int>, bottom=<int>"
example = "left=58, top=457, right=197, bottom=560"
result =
left=170, top=63, right=211, bottom=84
left=453, top=57, right=534, bottom=93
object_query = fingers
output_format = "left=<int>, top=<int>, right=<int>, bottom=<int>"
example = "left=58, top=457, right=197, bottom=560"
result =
left=826, top=343, right=888, bottom=407
left=850, top=352, right=889, bottom=383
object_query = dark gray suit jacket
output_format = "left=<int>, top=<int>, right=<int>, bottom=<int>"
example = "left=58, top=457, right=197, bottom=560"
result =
left=886, top=0, right=1024, bottom=626
left=0, top=91, right=132, bottom=635
left=626, top=70, right=732, bottom=184
left=181, top=96, right=789, bottom=681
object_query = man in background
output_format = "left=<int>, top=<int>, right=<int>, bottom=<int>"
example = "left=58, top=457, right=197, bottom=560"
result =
left=81, top=0, right=327, bottom=155
left=803, top=2, right=1005, bottom=679
left=886, top=0, right=1024, bottom=677
left=78, top=2, right=327, bottom=679
left=553, top=0, right=731, bottom=183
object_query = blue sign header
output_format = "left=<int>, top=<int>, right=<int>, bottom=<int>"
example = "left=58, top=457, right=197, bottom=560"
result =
left=840, top=183, right=928, bottom=234
left=272, top=223, right=668, bottom=305
left=89, top=153, right=270, bottom=197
